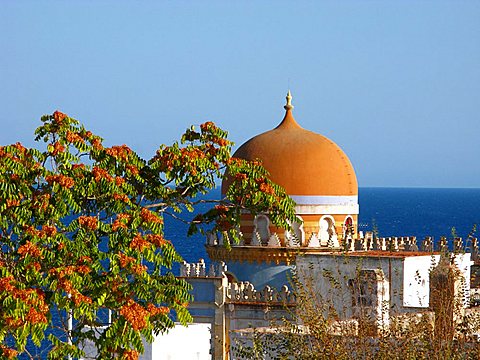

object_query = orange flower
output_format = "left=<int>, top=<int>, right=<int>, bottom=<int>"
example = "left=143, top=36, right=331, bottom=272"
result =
left=0, top=276, right=15, bottom=292
left=117, top=253, right=146, bottom=275
left=123, top=349, right=139, bottom=360
left=28, top=262, right=41, bottom=272
left=113, top=193, right=129, bottom=203
left=235, top=173, right=247, bottom=181
left=130, top=234, right=151, bottom=251
left=1, top=346, right=18, bottom=359
left=78, top=256, right=92, bottom=263
left=212, top=137, right=229, bottom=147
left=58, top=278, right=74, bottom=293
left=77, top=265, right=91, bottom=274
left=92, top=166, right=113, bottom=182
left=38, top=193, right=51, bottom=212
left=112, top=213, right=130, bottom=231
left=226, top=157, right=238, bottom=165
left=25, top=307, right=47, bottom=324
left=13, top=142, right=26, bottom=153
left=45, top=174, right=75, bottom=188
left=200, top=121, right=217, bottom=132
left=126, top=164, right=139, bottom=176
left=119, top=300, right=149, bottom=331
left=118, top=253, right=135, bottom=268
left=91, top=137, right=103, bottom=150
left=25, top=226, right=41, bottom=237
left=215, top=205, right=229, bottom=212
left=5, top=316, right=23, bottom=328
left=58, top=266, right=76, bottom=277
left=115, top=176, right=125, bottom=186
left=18, top=241, right=42, bottom=259
left=112, top=220, right=127, bottom=231
left=42, top=225, right=57, bottom=237
left=145, top=234, right=167, bottom=247
left=53, top=110, right=67, bottom=124
left=51, top=141, right=65, bottom=155
left=186, top=147, right=204, bottom=159
left=6, top=199, right=20, bottom=208
left=259, top=182, right=275, bottom=195
left=105, top=145, right=132, bottom=161
left=72, top=163, right=85, bottom=170
left=78, top=216, right=98, bottom=231
left=72, top=291, right=92, bottom=306
left=66, top=131, right=85, bottom=144
left=140, top=208, right=163, bottom=224
left=131, top=263, right=147, bottom=275
left=147, top=303, right=169, bottom=316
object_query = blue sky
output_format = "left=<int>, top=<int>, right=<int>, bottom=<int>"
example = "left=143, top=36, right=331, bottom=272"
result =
left=1, top=1, right=479, bottom=188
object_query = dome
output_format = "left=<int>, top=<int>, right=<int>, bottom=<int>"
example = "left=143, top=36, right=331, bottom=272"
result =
left=222, top=92, right=358, bottom=201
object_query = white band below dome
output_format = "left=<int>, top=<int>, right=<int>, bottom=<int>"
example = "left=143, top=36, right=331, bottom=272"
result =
left=295, top=203, right=359, bottom=215
left=290, top=195, right=358, bottom=205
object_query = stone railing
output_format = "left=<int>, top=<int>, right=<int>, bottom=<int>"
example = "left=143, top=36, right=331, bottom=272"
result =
left=226, top=281, right=296, bottom=305
left=179, top=259, right=228, bottom=278
left=207, top=229, right=478, bottom=259
left=346, top=232, right=478, bottom=258
left=179, top=260, right=296, bottom=304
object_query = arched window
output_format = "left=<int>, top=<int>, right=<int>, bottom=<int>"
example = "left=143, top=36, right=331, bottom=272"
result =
left=318, top=216, right=338, bottom=247
left=254, top=215, right=270, bottom=245
left=225, top=271, right=238, bottom=284
left=285, top=216, right=304, bottom=246
left=343, top=216, right=354, bottom=239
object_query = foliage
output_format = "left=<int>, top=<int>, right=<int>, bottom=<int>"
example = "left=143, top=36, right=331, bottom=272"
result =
left=0, top=112, right=297, bottom=359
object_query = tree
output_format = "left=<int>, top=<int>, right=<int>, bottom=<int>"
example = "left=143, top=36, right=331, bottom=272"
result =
left=0, top=111, right=296, bottom=359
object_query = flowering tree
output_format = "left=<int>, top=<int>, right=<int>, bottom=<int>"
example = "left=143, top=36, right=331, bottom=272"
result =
left=0, top=112, right=296, bottom=359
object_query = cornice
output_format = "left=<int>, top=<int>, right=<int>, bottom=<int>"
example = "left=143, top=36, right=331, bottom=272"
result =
left=205, top=245, right=340, bottom=265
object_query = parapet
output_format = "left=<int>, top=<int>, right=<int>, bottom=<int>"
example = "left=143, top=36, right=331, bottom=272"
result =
left=226, top=282, right=295, bottom=305
left=179, top=260, right=295, bottom=305
left=179, top=259, right=227, bottom=278
left=207, top=228, right=478, bottom=260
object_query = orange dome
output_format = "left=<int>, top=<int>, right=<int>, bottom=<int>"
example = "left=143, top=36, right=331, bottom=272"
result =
left=222, top=94, right=358, bottom=198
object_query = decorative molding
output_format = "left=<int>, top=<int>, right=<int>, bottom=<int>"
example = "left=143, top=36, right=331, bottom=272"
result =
left=267, top=233, right=281, bottom=247
left=205, top=245, right=339, bottom=265
left=290, top=195, right=358, bottom=205
left=251, top=231, right=262, bottom=246
left=307, top=233, right=321, bottom=247
left=227, top=282, right=295, bottom=305
left=179, top=259, right=228, bottom=278
left=294, top=203, right=359, bottom=215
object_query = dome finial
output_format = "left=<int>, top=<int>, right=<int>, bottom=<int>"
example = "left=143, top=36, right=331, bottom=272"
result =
left=284, top=90, right=294, bottom=111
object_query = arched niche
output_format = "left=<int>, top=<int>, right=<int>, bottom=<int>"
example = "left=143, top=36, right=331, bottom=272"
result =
left=343, top=215, right=354, bottom=239
left=318, top=215, right=338, bottom=247
left=253, top=214, right=271, bottom=245
left=225, top=271, right=238, bottom=284
left=285, top=216, right=304, bottom=247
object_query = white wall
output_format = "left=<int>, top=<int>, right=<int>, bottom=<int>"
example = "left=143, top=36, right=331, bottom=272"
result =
left=151, top=323, right=211, bottom=360
left=403, top=253, right=472, bottom=308
left=403, top=255, right=439, bottom=307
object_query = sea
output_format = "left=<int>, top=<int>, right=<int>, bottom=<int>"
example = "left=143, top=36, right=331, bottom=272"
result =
left=19, top=187, right=480, bottom=358
left=168, top=187, right=480, bottom=264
